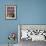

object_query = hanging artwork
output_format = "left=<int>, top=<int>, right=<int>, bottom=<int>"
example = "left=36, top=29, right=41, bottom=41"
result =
left=5, top=5, right=16, bottom=19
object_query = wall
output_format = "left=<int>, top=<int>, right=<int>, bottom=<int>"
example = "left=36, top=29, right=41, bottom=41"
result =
left=0, top=0, right=46, bottom=44
left=19, top=0, right=46, bottom=24
left=0, top=0, right=19, bottom=44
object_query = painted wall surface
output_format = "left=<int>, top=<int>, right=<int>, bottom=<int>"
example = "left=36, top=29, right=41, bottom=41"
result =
left=0, top=0, right=46, bottom=44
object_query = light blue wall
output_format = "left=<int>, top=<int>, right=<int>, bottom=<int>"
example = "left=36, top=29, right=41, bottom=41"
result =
left=19, top=0, right=46, bottom=24
left=0, top=0, right=46, bottom=44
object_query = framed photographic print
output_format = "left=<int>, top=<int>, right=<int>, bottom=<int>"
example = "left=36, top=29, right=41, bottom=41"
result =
left=5, top=5, right=16, bottom=20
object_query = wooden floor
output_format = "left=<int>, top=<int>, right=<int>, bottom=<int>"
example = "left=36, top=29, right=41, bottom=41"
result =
left=0, top=40, right=46, bottom=46
left=19, top=39, right=46, bottom=46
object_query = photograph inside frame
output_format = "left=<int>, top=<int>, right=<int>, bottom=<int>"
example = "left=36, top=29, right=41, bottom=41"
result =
left=6, top=5, right=16, bottom=19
